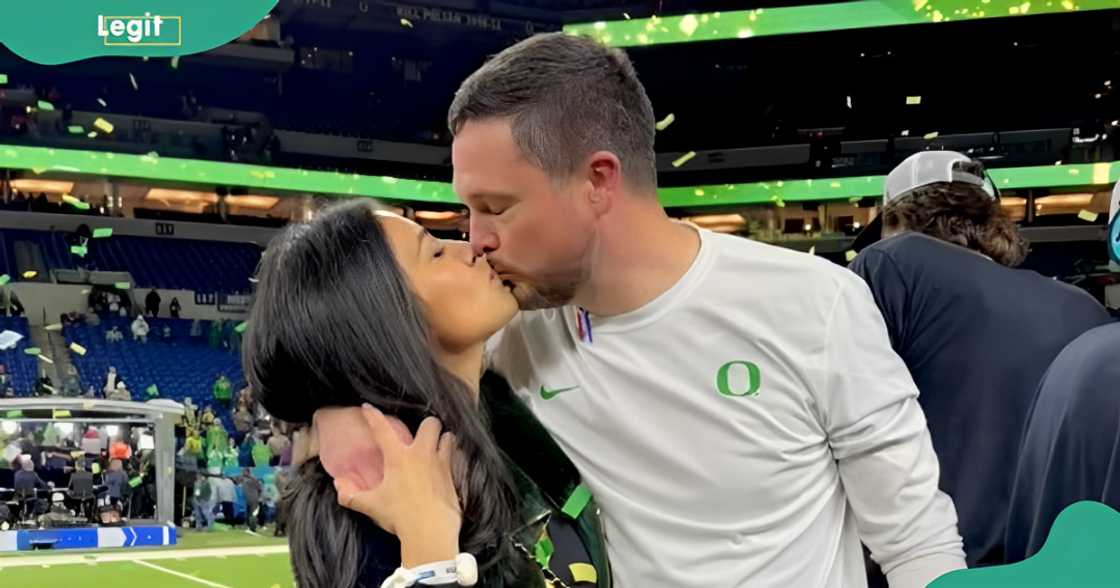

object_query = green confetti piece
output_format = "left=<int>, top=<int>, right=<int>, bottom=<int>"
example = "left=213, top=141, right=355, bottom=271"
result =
left=70, top=245, right=87, bottom=257
left=36, top=100, right=54, bottom=111
left=234, top=322, right=248, bottom=333
left=23, top=347, right=41, bottom=355
left=655, top=113, right=675, bottom=131
left=114, top=282, right=131, bottom=290
left=845, top=250, right=858, bottom=262
left=0, top=274, right=9, bottom=286
left=128, top=476, right=142, bottom=488
left=5, top=410, right=23, bottom=418
left=68, top=125, right=85, bottom=135
left=924, top=131, right=940, bottom=140
left=146, top=384, right=159, bottom=397
left=849, top=196, right=862, bottom=203
left=92, top=228, right=113, bottom=238
left=0, top=74, right=7, bottom=85
left=561, top=483, right=592, bottom=519
left=534, top=536, right=555, bottom=568
left=61, top=194, right=90, bottom=210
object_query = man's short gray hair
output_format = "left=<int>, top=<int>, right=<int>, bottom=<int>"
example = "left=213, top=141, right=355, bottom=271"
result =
left=448, top=32, right=657, bottom=190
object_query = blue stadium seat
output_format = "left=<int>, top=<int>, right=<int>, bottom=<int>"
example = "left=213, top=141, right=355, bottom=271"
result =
left=0, top=316, right=42, bottom=394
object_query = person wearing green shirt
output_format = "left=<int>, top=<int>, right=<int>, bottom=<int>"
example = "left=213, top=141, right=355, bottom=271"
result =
left=205, top=421, right=228, bottom=458
left=212, top=374, right=232, bottom=408
left=251, top=436, right=272, bottom=468
left=223, top=438, right=239, bottom=469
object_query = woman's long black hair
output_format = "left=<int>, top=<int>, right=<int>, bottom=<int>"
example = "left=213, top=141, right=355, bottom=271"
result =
left=242, top=200, right=524, bottom=587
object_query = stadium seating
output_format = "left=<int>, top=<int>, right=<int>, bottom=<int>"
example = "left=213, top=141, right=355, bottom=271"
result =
left=0, top=316, right=41, bottom=393
left=64, top=316, right=243, bottom=430
left=2, top=229, right=260, bottom=294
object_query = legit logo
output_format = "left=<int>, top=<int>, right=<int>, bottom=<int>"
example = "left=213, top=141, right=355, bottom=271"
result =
left=98, top=13, right=182, bottom=46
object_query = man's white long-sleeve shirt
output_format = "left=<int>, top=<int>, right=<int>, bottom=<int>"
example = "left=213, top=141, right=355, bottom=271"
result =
left=489, top=229, right=965, bottom=587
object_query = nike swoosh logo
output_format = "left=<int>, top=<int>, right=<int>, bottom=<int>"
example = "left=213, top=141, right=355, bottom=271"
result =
left=539, top=385, right=579, bottom=400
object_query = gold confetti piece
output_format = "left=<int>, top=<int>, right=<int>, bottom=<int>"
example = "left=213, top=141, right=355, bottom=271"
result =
left=44, top=323, right=63, bottom=332
left=655, top=113, right=675, bottom=131
left=21, top=270, right=37, bottom=279
left=845, top=250, right=858, bottom=262
left=129, top=73, right=138, bottom=91
left=38, top=354, right=53, bottom=364
left=569, top=563, right=598, bottom=584
left=62, top=194, right=90, bottom=210
left=37, top=100, right=55, bottom=111
left=93, top=228, right=113, bottom=238
left=53, top=409, right=71, bottom=418
left=400, top=18, right=413, bottom=27
left=671, top=151, right=697, bottom=168
left=906, top=96, right=922, bottom=105
left=69, top=342, right=87, bottom=355
left=923, top=131, right=939, bottom=140
left=93, top=118, right=114, bottom=134
left=97, top=98, right=107, bottom=107
left=808, top=246, right=816, bottom=256
left=68, top=125, right=84, bottom=134
left=170, top=55, right=180, bottom=69
left=1078, top=209, right=1099, bottom=222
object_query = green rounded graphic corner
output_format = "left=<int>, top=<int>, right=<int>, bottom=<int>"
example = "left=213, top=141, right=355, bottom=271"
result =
left=930, top=501, right=1120, bottom=587
left=0, top=0, right=276, bottom=65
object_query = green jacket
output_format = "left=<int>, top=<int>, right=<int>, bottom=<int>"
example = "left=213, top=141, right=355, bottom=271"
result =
left=482, top=371, right=613, bottom=588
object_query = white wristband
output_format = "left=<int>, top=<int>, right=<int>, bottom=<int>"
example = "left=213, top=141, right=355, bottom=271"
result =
left=380, top=553, right=478, bottom=588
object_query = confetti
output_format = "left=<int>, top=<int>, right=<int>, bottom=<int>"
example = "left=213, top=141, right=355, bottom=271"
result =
left=87, top=131, right=97, bottom=138
left=53, top=409, right=71, bottom=418
left=23, top=347, right=41, bottom=355
left=21, top=270, right=37, bottom=279
left=0, top=74, right=7, bottom=85
left=808, top=246, right=816, bottom=256
left=906, top=96, right=922, bottom=105
left=129, top=73, right=138, bottom=91
left=93, top=228, right=113, bottom=238
left=924, top=131, right=940, bottom=140
left=38, top=354, right=53, bottom=364
left=400, top=18, right=413, bottom=27
left=0, top=274, right=8, bottom=286
left=5, top=410, right=23, bottom=418
left=845, top=250, right=858, bottom=262
left=68, top=125, right=85, bottom=134
left=623, top=12, right=631, bottom=19
left=655, top=113, right=676, bottom=131
left=849, top=196, right=862, bottom=203
left=97, top=98, right=107, bottom=107
left=71, top=245, right=87, bottom=257
left=115, top=282, right=131, bottom=290
left=69, top=342, right=87, bottom=355
left=36, top=100, right=55, bottom=111
left=93, top=118, right=114, bottom=134
left=146, top=384, right=159, bottom=397
left=234, top=321, right=248, bottom=334
left=846, top=96, right=852, bottom=109
left=671, top=151, right=697, bottom=168
left=570, top=563, right=598, bottom=584
left=62, top=194, right=90, bottom=210
left=901, top=129, right=910, bottom=136
left=170, top=55, right=180, bottom=69
left=679, top=14, right=699, bottom=36
left=1078, top=209, right=1099, bottom=222
left=44, top=323, right=63, bottom=332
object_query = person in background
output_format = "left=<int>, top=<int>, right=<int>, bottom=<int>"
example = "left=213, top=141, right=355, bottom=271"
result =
left=2, top=385, right=14, bottom=398
left=260, top=473, right=279, bottom=528
left=68, top=458, right=95, bottom=520
left=182, top=397, right=199, bottom=431
left=35, top=370, right=54, bottom=396
left=1006, top=186, right=1120, bottom=563
left=169, top=297, right=181, bottom=319
left=62, top=365, right=80, bottom=397
left=236, top=468, right=263, bottom=532
left=14, top=458, right=49, bottom=519
left=238, top=432, right=254, bottom=467
left=193, top=474, right=214, bottom=531
left=223, top=437, right=240, bottom=469
left=183, top=428, right=204, bottom=461
left=250, top=434, right=271, bottom=468
left=108, top=381, right=130, bottom=401
left=0, top=363, right=9, bottom=388
left=232, top=404, right=253, bottom=442
left=109, top=437, right=132, bottom=462
left=212, top=374, right=232, bottom=409
left=103, top=367, right=120, bottom=395
left=144, top=289, right=161, bottom=317
left=214, top=475, right=236, bottom=526
left=105, top=325, right=124, bottom=343
left=266, top=428, right=289, bottom=467
left=849, top=151, right=1113, bottom=569
left=102, top=459, right=128, bottom=507
left=272, top=468, right=289, bottom=538
left=200, top=406, right=216, bottom=430
left=208, top=319, right=223, bottom=349
left=130, top=314, right=150, bottom=343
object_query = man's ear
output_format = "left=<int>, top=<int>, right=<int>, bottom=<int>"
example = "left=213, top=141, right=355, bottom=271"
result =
left=585, top=150, right=622, bottom=218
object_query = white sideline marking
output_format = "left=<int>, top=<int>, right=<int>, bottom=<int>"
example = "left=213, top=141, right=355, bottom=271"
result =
left=134, top=559, right=231, bottom=588
left=0, top=544, right=289, bottom=568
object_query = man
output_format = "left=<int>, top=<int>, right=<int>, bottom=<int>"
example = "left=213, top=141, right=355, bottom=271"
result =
left=68, top=458, right=95, bottom=520
left=14, top=458, right=48, bottom=519
left=144, top=289, right=161, bottom=317
left=193, top=473, right=214, bottom=531
left=212, top=374, right=232, bottom=408
left=131, top=314, right=149, bottom=342
left=1005, top=183, right=1120, bottom=562
left=235, top=468, right=263, bottom=531
left=849, top=152, right=1112, bottom=567
left=318, top=32, right=965, bottom=588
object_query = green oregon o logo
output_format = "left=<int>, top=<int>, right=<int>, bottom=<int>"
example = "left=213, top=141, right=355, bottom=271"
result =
left=716, top=360, right=762, bottom=398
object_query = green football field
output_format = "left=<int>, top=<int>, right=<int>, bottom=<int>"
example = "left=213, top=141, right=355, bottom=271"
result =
left=0, top=526, right=296, bottom=588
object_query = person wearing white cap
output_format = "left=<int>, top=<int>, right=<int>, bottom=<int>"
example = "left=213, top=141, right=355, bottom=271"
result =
left=1006, top=181, right=1120, bottom=562
left=850, top=151, right=1112, bottom=569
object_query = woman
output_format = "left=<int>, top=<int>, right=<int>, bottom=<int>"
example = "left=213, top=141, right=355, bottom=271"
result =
left=243, top=201, right=610, bottom=587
